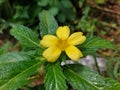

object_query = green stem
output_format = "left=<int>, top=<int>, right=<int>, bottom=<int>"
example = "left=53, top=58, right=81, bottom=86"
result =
left=93, top=54, right=101, bottom=74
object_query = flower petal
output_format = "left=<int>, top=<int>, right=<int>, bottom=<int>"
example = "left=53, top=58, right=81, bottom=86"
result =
left=56, top=26, right=70, bottom=40
left=43, top=46, right=61, bottom=62
left=65, top=46, right=83, bottom=61
left=68, top=32, right=86, bottom=45
left=40, top=35, right=58, bottom=47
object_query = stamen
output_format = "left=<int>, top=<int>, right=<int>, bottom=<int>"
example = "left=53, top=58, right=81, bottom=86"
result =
left=57, top=39, right=69, bottom=51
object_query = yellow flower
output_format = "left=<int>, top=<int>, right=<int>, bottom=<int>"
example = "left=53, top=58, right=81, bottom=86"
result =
left=40, top=26, right=86, bottom=62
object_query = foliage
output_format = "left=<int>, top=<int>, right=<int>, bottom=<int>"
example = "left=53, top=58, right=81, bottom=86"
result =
left=64, top=64, right=120, bottom=90
left=44, top=62, right=67, bottom=90
left=78, top=36, right=116, bottom=56
left=10, top=25, right=40, bottom=48
left=0, top=0, right=120, bottom=90
left=39, top=10, right=58, bottom=37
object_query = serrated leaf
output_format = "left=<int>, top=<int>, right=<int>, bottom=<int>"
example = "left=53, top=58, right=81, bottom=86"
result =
left=44, top=62, right=67, bottom=90
left=79, top=36, right=116, bottom=56
left=0, top=61, right=42, bottom=90
left=103, top=78, right=120, bottom=90
left=39, top=10, right=58, bottom=37
left=0, top=78, right=33, bottom=89
left=0, top=51, right=42, bottom=88
left=64, top=64, right=120, bottom=90
left=10, top=25, right=40, bottom=48
left=64, top=64, right=102, bottom=90
left=0, top=52, right=30, bottom=63
left=0, top=52, right=38, bottom=80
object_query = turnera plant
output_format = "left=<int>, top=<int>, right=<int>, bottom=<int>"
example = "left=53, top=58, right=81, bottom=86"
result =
left=0, top=11, right=116, bottom=90
left=40, top=26, right=86, bottom=62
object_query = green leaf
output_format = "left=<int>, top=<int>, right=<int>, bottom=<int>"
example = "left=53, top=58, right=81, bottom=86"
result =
left=10, top=25, right=40, bottom=48
left=0, top=78, right=33, bottom=89
left=0, top=80, right=8, bottom=86
left=39, top=10, right=58, bottom=37
left=77, top=18, right=96, bottom=32
left=103, top=78, right=120, bottom=90
left=0, top=52, right=38, bottom=80
left=57, top=13, right=66, bottom=23
left=59, top=0, right=75, bottom=21
left=0, top=42, right=10, bottom=55
left=64, top=64, right=120, bottom=90
left=66, top=64, right=106, bottom=86
left=79, top=36, right=116, bottom=56
left=64, top=64, right=104, bottom=90
left=61, top=0, right=73, bottom=8
left=37, top=0, right=49, bottom=6
left=0, top=61, right=42, bottom=90
left=0, top=52, right=31, bottom=63
left=0, top=52, right=42, bottom=88
left=48, top=7, right=59, bottom=16
left=44, top=62, right=67, bottom=90
left=13, top=6, right=29, bottom=19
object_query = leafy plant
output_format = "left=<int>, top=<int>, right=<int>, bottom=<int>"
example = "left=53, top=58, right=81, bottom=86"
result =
left=0, top=10, right=119, bottom=90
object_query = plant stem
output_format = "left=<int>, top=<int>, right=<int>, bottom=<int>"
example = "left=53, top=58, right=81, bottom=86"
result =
left=93, top=54, right=101, bottom=74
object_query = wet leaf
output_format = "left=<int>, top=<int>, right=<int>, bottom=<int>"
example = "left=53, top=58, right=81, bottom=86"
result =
left=44, top=62, right=67, bottom=90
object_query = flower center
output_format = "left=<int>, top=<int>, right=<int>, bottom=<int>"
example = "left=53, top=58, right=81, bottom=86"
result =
left=57, top=39, right=69, bottom=51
